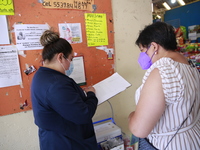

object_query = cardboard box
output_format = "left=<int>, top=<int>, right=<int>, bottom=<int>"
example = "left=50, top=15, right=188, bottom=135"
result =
left=94, top=121, right=123, bottom=149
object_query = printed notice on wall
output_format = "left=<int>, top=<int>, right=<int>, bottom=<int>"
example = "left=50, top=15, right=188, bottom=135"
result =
left=69, top=56, right=86, bottom=86
left=0, top=46, right=22, bottom=88
left=85, top=13, right=108, bottom=47
left=42, top=0, right=94, bottom=11
left=0, top=15, right=10, bottom=44
left=14, top=24, right=49, bottom=50
left=58, top=23, right=82, bottom=44
left=0, top=0, right=14, bottom=15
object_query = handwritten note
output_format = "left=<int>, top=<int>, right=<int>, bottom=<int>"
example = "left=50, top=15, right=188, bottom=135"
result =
left=85, top=13, right=108, bottom=47
left=0, top=0, right=14, bottom=15
left=42, top=0, right=94, bottom=11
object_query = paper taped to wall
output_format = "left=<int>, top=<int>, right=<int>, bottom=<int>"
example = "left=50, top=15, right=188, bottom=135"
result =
left=93, top=72, right=131, bottom=105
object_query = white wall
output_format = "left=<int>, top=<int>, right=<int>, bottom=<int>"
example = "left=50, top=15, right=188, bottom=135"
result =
left=94, top=0, right=152, bottom=135
left=0, top=1, right=152, bottom=149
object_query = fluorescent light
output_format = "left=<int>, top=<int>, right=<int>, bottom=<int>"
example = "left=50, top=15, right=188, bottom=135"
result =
left=152, top=3, right=154, bottom=12
left=163, top=2, right=171, bottom=10
left=171, top=0, right=176, bottom=4
left=178, top=0, right=185, bottom=6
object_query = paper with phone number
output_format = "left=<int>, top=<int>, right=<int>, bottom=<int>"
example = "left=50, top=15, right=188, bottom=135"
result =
left=93, top=72, right=131, bottom=105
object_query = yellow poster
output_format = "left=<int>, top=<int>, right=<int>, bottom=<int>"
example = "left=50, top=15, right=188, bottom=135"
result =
left=42, top=0, right=94, bottom=11
left=0, top=0, right=14, bottom=15
left=85, top=13, right=108, bottom=47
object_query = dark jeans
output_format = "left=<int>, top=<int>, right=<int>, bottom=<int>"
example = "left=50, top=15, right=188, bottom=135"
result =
left=138, top=138, right=158, bottom=150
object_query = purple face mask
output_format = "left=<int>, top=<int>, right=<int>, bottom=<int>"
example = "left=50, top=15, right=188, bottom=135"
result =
left=138, top=45, right=156, bottom=70
left=138, top=52, right=152, bottom=70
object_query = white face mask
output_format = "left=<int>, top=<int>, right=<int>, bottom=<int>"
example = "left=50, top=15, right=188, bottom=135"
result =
left=65, top=61, right=74, bottom=76
left=60, top=63, right=66, bottom=71
left=60, top=56, right=74, bottom=76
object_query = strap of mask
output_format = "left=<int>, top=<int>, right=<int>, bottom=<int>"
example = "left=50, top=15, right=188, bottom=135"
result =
left=145, top=45, right=158, bottom=60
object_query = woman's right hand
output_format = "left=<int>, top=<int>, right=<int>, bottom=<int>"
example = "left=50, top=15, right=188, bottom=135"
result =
left=83, top=86, right=96, bottom=94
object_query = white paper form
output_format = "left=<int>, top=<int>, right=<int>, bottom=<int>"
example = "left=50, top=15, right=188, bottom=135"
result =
left=0, top=46, right=22, bottom=88
left=93, top=72, right=131, bottom=105
left=0, top=15, right=10, bottom=44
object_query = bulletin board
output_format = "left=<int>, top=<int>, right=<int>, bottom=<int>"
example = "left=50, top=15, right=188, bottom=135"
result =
left=0, top=0, right=115, bottom=116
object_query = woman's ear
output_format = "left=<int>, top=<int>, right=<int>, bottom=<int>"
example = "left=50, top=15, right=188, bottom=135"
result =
left=151, top=42, right=159, bottom=52
left=56, top=53, right=63, bottom=63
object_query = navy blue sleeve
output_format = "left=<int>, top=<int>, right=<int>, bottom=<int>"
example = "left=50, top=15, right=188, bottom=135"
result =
left=46, top=80, right=98, bottom=125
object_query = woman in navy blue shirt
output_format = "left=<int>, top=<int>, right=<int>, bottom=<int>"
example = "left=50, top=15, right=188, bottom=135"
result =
left=31, top=30, right=98, bottom=150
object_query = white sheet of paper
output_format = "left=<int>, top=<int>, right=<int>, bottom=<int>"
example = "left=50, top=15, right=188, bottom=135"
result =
left=58, top=23, right=82, bottom=44
left=0, top=46, right=22, bottom=88
left=69, top=56, right=86, bottom=85
left=0, top=15, right=10, bottom=44
left=14, top=24, right=49, bottom=50
left=93, top=72, right=131, bottom=105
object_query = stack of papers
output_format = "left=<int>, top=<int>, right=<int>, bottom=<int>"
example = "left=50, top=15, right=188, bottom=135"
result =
left=93, top=72, right=131, bottom=105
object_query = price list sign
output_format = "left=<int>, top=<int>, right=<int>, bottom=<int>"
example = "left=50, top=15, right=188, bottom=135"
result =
left=85, top=13, right=108, bottom=47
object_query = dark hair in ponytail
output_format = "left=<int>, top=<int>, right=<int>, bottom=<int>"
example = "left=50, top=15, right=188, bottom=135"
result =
left=40, top=30, right=72, bottom=61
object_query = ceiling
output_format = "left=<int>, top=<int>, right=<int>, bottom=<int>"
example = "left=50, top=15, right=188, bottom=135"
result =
left=152, top=0, right=199, bottom=11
